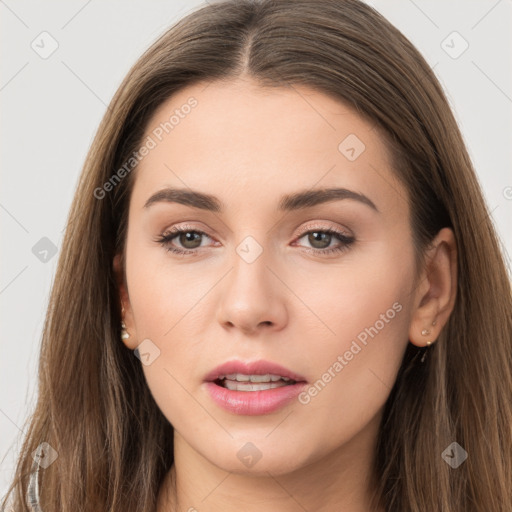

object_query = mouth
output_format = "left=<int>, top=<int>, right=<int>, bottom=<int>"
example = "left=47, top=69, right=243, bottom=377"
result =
left=203, top=360, right=308, bottom=415
left=213, top=373, right=297, bottom=391
left=204, top=359, right=307, bottom=387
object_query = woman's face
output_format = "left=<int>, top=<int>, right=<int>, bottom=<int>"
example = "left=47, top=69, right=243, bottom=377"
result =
left=116, top=78, right=425, bottom=475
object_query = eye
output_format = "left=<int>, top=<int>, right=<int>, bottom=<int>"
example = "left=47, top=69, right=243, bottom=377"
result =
left=154, top=225, right=215, bottom=256
left=154, top=223, right=355, bottom=257
left=293, top=226, right=355, bottom=256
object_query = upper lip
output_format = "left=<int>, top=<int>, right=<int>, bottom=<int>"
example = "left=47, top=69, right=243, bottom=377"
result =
left=204, top=359, right=307, bottom=383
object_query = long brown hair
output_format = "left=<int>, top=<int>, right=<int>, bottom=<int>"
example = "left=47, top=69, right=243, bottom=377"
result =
left=2, top=1, right=511, bottom=510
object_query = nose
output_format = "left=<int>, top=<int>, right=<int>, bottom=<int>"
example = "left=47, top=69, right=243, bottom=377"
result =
left=215, top=245, right=288, bottom=336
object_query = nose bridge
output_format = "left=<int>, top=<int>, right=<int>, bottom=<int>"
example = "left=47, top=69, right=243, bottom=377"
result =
left=229, top=232, right=273, bottom=296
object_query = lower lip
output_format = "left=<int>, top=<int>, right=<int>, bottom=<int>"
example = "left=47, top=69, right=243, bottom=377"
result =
left=204, top=381, right=307, bottom=415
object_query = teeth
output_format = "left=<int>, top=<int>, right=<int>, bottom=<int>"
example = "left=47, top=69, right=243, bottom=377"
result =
left=223, top=380, right=290, bottom=391
left=221, top=373, right=292, bottom=383
left=249, top=374, right=271, bottom=383
left=226, top=373, right=250, bottom=381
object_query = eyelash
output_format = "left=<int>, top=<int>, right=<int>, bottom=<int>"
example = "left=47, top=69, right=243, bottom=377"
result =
left=154, top=224, right=355, bottom=257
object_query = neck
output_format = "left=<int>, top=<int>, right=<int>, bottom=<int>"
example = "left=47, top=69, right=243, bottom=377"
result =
left=157, top=412, right=384, bottom=512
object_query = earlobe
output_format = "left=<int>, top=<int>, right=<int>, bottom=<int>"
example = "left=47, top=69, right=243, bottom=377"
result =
left=119, top=309, right=138, bottom=350
left=120, top=306, right=134, bottom=345
left=113, top=253, right=138, bottom=350
left=408, top=227, right=457, bottom=347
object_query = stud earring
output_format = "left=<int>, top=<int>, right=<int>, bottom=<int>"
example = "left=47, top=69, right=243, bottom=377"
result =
left=121, top=320, right=130, bottom=340
left=420, top=323, right=437, bottom=363
left=120, top=306, right=130, bottom=340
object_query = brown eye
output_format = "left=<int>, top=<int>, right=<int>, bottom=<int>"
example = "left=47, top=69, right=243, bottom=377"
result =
left=155, top=226, right=213, bottom=255
left=176, top=231, right=203, bottom=249
left=294, top=227, right=355, bottom=256
left=307, top=231, right=333, bottom=249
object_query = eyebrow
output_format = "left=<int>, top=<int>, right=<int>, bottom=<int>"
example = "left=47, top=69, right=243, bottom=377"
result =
left=143, top=187, right=378, bottom=213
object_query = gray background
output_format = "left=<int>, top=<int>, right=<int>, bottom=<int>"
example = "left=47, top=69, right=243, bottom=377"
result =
left=1, top=0, right=511, bottom=497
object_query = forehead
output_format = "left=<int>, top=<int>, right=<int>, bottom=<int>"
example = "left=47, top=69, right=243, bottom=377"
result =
left=130, top=78, right=404, bottom=216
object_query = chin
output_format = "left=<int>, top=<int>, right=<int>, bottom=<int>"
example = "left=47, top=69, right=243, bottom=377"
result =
left=201, top=436, right=317, bottom=477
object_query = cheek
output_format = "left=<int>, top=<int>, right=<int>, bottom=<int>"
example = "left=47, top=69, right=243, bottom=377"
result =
left=125, top=243, right=219, bottom=426
left=290, top=243, right=414, bottom=433
left=126, top=236, right=213, bottom=341
left=291, top=236, right=413, bottom=343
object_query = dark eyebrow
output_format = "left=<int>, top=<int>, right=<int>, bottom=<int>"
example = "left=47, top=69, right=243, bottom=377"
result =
left=144, top=187, right=222, bottom=212
left=143, top=187, right=378, bottom=213
left=278, top=187, right=378, bottom=212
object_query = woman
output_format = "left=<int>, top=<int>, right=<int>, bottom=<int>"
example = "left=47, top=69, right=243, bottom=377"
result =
left=2, top=0, right=511, bottom=510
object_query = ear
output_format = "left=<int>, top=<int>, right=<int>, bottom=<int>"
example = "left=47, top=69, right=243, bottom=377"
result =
left=113, top=253, right=138, bottom=350
left=408, top=227, right=458, bottom=347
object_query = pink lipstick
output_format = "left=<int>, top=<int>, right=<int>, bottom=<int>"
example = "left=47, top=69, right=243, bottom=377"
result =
left=203, top=360, right=308, bottom=415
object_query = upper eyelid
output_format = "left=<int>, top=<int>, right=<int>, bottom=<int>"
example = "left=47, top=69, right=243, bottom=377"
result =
left=163, top=223, right=351, bottom=240
left=298, top=221, right=352, bottom=237
left=165, top=219, right=352, bottom=236
left=165, top=225, right=213, bottom=240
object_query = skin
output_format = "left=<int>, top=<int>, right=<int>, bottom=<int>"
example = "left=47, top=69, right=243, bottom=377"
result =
left=114, top=78, right=457, bottom=512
